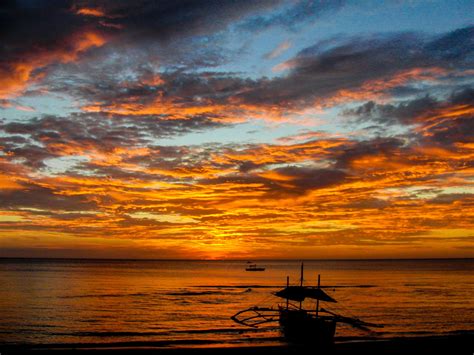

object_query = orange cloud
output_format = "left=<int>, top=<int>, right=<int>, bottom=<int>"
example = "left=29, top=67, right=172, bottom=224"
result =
left=0, top=31, right=106, bottom=100
left=0, top=174, right=23, bottom=190
left=2, top=110, right=472, bottom=260
left=327, top=67, right=448, bottom=105
left=266, top=40, right=292, bottom=60
left=76, top=8, right=105, bottom=17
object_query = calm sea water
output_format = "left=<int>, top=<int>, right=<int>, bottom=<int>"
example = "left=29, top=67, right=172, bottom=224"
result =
left=0, top=259, right=473, bottom=348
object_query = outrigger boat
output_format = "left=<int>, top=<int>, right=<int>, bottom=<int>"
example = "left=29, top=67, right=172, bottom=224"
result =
left=231, top=263, right=382, bottom=344
left=245, top=263, right=265, bottom=271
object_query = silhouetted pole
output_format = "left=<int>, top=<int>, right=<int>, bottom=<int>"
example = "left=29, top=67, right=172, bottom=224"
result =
left=316, top=274, right=320, bottom=318
left=286, top=276, right=289, bottom=310
left=299, top=263, right=304, bottom=309
left=300, top=263, right=304, bottom=286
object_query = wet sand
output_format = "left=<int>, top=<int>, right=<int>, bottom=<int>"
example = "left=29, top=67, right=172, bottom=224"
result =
left=1, top=334, right=473, bottom=355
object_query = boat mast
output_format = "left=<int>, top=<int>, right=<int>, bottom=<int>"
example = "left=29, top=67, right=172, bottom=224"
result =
left=316, top=274, right=320, bottom=318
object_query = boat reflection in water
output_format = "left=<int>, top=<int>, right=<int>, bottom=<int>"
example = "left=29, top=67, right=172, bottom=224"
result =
left=232, top=263, right=383, bottom=345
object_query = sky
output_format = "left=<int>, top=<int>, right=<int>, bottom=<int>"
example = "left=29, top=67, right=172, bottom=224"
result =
left=0, top=0, right=473, bottom=260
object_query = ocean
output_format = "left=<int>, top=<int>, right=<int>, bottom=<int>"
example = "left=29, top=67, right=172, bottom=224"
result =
left=0, top=259, right=473, bottom=348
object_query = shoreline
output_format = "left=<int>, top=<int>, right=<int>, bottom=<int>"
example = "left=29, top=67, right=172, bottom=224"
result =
left=1, top=334, right=473, bottom=354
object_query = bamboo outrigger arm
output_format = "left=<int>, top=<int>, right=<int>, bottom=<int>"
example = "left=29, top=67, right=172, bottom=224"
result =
left=231, top=307, right=280, bottom=327
left=231, top=305, right=336, bottom=328
left=231, top=306, right=384, bottom=331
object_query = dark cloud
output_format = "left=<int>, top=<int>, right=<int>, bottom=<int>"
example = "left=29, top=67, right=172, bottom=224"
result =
left=428, top=115, right=473, bottom=145
left=0, top=143, right=54, bottom=169
left=238, top=160, right=263, bottom=173
left=0, top=0, right=286, bottom=79
left=344, top=96, right=438, bottom=125
left=0, top=1, right=92, bottom=57
left=199, top=166, right=347, bottom=196
left=232, top=27, right=473, bottom=108
left=335, top=137, right=405, bottom=169
left=0, top=0, right=272, bottom=50
left=0, top=182, right=98, bottom=211
left=51, top=70, right=255, bottom=113
left=346, top=88, right=473, bottom=125
left=67, top=26, right=474, bottom=116
left=425, top=26, right=474, bottom=63
left=0, top=1, right=109, bottom=96
left=96, top=0, right=278, bottom=40
left=0, top=0, right=299, bottom=104
left=270, top=166, right=347, bottom=193
left=3, top=112, right=222, bottom=143
left=0, top=112, right=223, bottom=168
left=344, top=198, right=390, bottom=210
left=344, top=87, right=474, bottom=146
left=53, top=0, right=341, bottom=48
left=429, top=193, right=474, bottom=205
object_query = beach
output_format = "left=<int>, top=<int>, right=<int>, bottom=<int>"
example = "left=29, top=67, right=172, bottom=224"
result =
left=1, top=334, right=473, bottom=354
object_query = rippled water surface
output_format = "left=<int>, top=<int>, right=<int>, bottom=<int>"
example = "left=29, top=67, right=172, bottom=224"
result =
left=1, top=259, right=473, bottom=348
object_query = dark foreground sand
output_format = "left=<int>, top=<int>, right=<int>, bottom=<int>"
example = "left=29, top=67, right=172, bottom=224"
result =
left=1, top=334, right=473, bottom=355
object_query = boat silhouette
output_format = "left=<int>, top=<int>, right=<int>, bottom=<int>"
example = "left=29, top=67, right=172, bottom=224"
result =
left=245, top=263, right=265, bottom=271
left=232, top=263, right=382, bottom=344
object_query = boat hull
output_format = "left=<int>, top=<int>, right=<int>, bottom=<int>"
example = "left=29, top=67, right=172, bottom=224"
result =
left=278, top=308, right=336, bottom=344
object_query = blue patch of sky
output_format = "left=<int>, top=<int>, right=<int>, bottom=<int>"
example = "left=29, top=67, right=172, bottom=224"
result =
left=157, top=121, right=302, bottom=146
left=215, top=0, right=473, bottom=79
left=339, top=0, right=474, bottom=35
left=156, top=104, right=361, bottom=147
left=42, top=156, right=90, bottom=175
left=21, top=94, right=74, bottom=115
left=1, top=92, right=77, bottom=122
left=0, top=107, right=36, bottom=121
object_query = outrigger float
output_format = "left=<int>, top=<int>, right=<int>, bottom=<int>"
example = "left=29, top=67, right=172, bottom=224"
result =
left=231, top=263, right=383, bottom=344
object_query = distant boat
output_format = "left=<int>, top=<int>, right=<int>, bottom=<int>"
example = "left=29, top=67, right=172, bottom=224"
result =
left=245, top=263, right=265, bottom=271
left=232, top=263, right=383, bottom=345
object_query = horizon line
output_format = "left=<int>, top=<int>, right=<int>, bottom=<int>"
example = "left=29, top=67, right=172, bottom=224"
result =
left=0, top=256, right=473, bottom=262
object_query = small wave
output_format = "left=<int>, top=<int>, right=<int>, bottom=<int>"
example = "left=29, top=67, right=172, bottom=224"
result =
left=166, top=289, right=249, bottom=296
left=194, top=284, right=376, bottom=289
left=5, top=339, right=224, bottom=349
left=55, top=285, right=375, bottom=300
left=53, top=331, right=164, bottom=337
left=50, top=326, right=270, bottom=339
left=172, top=327, right=270, bottom=335
left=193, top=285, right=278, bottom=289
left=354, top=329, right=474, bottom=339
left=166, top=291, right=227, bottom=296
left=4, top=323, right=58, bottom=328
left=59, top=292, right=148, bottom=299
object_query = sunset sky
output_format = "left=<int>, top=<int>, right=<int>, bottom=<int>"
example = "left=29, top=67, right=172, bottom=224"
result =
left=0, top=0, right=473, bottom=259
